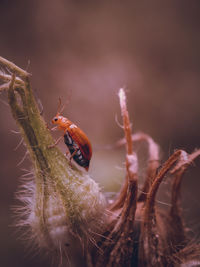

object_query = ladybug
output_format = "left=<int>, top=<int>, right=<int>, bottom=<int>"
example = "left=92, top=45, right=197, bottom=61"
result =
left=50, top=100, right=92, bottom=171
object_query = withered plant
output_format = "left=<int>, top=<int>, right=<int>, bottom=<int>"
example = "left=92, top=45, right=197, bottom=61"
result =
left=0, top=56, right=200, bottom=266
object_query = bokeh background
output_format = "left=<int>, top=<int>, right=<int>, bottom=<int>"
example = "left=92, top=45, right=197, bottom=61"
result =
left=0, top=1, right=200, bottom=266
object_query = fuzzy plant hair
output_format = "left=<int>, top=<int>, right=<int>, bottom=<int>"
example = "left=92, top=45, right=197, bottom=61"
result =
left=0, top=56, right=200, bottom=267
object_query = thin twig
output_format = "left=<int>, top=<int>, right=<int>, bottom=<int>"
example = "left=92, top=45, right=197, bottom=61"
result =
left=0, top=72, right=24, bottom=85
left=110, top=88, right=138, bottom=211
left=118, top=88, right=133, bottom=155
left=105, top=88, right=138, bottom=266
left=108, top=132, right=160, bottom=203
left=144, top=150, right=183, bottom=222
left=170, top=150, right=200, bottom=215
left=0, top=56, right=30, bottom=79
left=167, top=149, right=200, bottom=251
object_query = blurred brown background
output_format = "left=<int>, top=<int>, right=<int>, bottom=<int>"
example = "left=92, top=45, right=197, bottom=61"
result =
left=0, top=1, right=200, bottom=266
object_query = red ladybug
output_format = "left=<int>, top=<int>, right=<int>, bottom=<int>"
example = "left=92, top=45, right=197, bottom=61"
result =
left=50, top=101, right=92, bottom=171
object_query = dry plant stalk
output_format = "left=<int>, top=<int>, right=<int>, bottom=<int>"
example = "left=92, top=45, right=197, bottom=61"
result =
left=0, top=56, right=200, bottom=267
left=0, top=57, right=106, bottom=265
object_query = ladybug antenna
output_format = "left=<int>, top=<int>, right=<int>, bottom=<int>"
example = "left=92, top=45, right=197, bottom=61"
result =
left=57, top=97, right=65, bottom=115
left=57, top=94, right=71, bottom=115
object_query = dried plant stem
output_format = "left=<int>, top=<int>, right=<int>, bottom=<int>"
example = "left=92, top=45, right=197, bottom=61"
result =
left=168, top=150, right=200, bottom=252
left=111, top=132, right=160, bottom=204
left=140, top=150, right=184, bottom=266
left=118, top=88, right=138, bottom=220
left=118, top=88, right=133, bottom=155
left=144, top=150, right=183, bottom=219
left=0, top=56, right=29, bottom=78
left=110, top=89, right=138, bottom=212
left=0, top=57, right=106, bottom=263
left=94, top=88, right=138, bottom=267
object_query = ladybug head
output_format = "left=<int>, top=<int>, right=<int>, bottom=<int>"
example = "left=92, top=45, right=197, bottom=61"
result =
left=52, top=115, right=62, bottom=125
left=52, top=114, right=68, bottom=127
left=52, top=98, right=68, bottom=126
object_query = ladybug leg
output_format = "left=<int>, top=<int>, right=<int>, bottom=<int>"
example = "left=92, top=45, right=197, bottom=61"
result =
left=46, top=123, right=57, bottom=131
left=65, top=150, right=70, bottom=157
left=65, top=150, right=71, bottom=161
left=50, top=126, right=58, bottom=131
left=48, top=135, right=63, bottom=148
left=69, top=148, right=78, bottom=164
left=65, top=150, right=74, bottom=167
left=70, top=149, right=78, bottom=160
left=45, top=122, right=51, bottom=130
